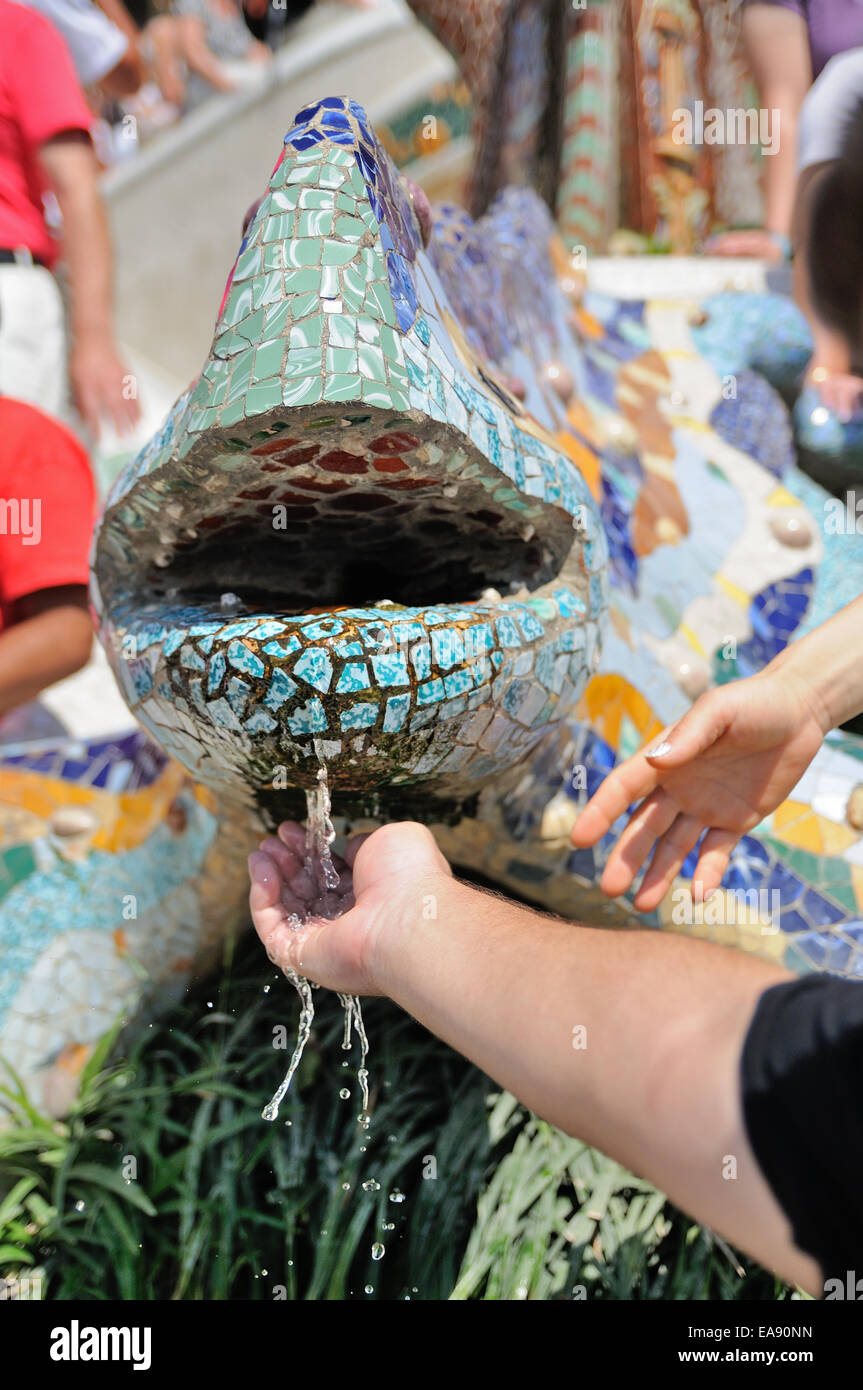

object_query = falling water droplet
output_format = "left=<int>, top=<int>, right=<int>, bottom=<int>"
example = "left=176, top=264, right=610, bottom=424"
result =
left=339, top=1087, right=350, bottom=1100
left=74, top=1200, right=86, bottom=1213
left=261, top=968, right=314, bottom=1122
left=389, top=1189, right=406, bottom=1204
left=364, top=1284, right=374, bottom=1295
left=371, top=1243, right=385, bottom=1261
left=362, top=1179, right=381, bottom=1193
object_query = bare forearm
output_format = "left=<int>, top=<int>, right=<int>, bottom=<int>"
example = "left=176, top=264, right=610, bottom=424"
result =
left=762, top=104, right=798, bottom=236
left=772, top=595, right=863, bottom=730
left=375, top=877, right=818, bottom=1291
left=0, top=607, right=92, bottom=715
left=57, top=179, right=114, bottom=347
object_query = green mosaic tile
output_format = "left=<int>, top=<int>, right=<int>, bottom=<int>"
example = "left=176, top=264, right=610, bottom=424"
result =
left=379, top=324, right=401, bottom=359
left=285, top=239, right=322, bottom=269
left=289, top=317, right=323, bottom=349
left=318, top=165, right=346, bottom=190
left=236, top=308, right=266, bottom=343
left=323, top=373, right=363, bottom=400
left=365, top=281, right=398, bottom=327
left=262, top=301, right=291, bottom=338
left=300, top=209, right=337, bottom=237
left=245, top=379, right=284, bottom=413
left=320, top=265, right=340, bottom=298
left=282, top=375, right=323, bottom=407
left=253, top=272, right=283, bottom=310
left=264, top=213, right=294, bottom=242
left=298, top=187, right=336, bottom=210
left=321, top=241, right=360, bottom=267
left=254, top=339, right=285, bottom=379
left=284, top=268, right=322, bottom=294
left=357, top=342, right=387, bottom=383
left=325, top=347, right=358, bottom=374
left=357, top=318, right=381, bottom=344
left=326, top=314, right=359, bottom=350
left=291, top=292, right=319, bottom=320
left=223, top=282, right=255, bottom=325
left=284, top=165, right=318, bottom=184
left=389, top=360, right=410, bottom=393
left=361, top=380, right=399, bottom=407
left=334, top=214, right=366, bottom=241
left=232, top=244, right=263, bottom=281
left=283, top=347, right=322, bottom=379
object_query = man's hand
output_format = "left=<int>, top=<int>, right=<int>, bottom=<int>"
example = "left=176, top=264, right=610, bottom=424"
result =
left=70, top=337, right=140, bottom=437
left=249, top=820, right=451, bottom=995
left=39, top=132, right=141, bottom=438
left=572, top=669, right=829, bottom=910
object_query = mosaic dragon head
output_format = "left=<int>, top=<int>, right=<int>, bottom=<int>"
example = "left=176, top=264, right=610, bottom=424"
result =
left=92, top=98, right=607, bottom=817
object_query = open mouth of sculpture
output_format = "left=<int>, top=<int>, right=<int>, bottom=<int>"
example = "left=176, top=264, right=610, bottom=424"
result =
left=143, top=424, right=569, bottom=614
left=97, top=408, right=602, bottom=808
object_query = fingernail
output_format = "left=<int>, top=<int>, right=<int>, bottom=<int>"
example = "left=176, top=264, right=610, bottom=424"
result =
left=248, top=852, right=272, bottom=883
left=648, top=739, right=673, bottom=758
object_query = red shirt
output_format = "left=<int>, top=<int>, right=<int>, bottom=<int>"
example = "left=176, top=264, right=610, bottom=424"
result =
left=0, top=398, right=96, bottom=633
left=0, top=0, right=92, bottom=267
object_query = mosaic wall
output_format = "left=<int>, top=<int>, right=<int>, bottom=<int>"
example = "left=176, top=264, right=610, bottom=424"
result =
left=0, top=731, right=255, bottom=1113
left=407, top=0, right=761, bottom=253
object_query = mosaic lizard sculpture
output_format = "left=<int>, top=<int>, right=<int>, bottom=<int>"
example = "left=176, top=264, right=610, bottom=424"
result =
left=4, top=97, right=863, bottom=1116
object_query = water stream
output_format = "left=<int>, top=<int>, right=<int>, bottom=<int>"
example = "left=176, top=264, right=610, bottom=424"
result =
left=262, top=765, right=370, bottom=1124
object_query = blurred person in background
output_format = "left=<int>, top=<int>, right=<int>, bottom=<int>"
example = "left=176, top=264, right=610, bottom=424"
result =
left=0, top=397, right=95, bottom=737
left=708, top=1, right=863, bottom=263
left=19, top=0, right=144, bottom=99
left=792, top=55, right=863, bottom=418
left=152, top=0, right=271, bottom=110
left=0, top=0, right=139, bottom=436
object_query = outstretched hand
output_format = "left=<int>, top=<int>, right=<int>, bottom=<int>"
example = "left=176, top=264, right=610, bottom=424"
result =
left=571, top=670, right=829, bottom=911
left=248, top=820, right=451, bottom=996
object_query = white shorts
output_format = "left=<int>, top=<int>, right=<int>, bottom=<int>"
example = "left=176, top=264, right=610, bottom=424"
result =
left=0, top=263, right=70, bottom=423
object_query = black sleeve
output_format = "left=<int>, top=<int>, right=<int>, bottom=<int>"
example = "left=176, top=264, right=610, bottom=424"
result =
left=741, top=973, right=863, bottom=1288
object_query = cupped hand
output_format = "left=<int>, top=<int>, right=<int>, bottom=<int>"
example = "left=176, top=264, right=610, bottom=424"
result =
left=571, top=670, right=829, bottom=911
left=248, top=820, right=451, bottom=996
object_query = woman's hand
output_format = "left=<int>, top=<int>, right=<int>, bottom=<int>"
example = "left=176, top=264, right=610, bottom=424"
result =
left=571, top=669, right=830, bottom=910
left=704, top=228, right=788, bottom=260
left=807, top=363, right=863, bottom=421
left=248, top=820, right=452, bottom=995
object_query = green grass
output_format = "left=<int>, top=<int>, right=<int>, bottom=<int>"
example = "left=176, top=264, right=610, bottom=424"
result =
left=0, top=929, right=796, bottom=1301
